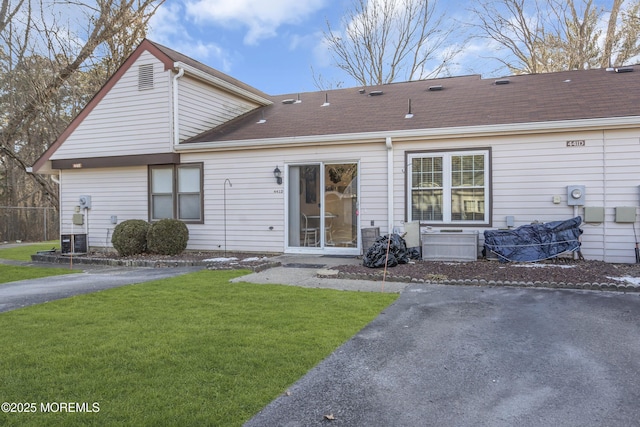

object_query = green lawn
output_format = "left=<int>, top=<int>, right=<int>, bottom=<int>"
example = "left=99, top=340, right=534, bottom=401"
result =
left=0, top=241, right=77, bottom=284
left=0, top=264, right=78, bottom=284
left=0, top=240, right=59, bottom=261
left=0, top=269, right=397, bottom=426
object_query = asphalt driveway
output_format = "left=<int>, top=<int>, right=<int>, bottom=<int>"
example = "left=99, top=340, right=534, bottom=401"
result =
left=246, top=284, right=640, bottom=427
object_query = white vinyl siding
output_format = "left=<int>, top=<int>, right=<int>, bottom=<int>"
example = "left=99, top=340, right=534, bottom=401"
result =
left=58, top=126, right=640, bottom=263
left=396, top=128, right=640, bottom=263
left=51, top=51, right=172, bottom=159
left=59, top=167, right=149, bottom=249
left=179, top=142, right=387, bottom=253
left=177, top=76, right=260, bottom=141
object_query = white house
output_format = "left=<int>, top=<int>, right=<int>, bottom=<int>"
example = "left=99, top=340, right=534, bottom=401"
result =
left=33, top=39, right=640, bottom=263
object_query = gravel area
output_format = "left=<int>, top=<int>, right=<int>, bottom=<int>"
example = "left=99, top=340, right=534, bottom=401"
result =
left=332, top=258, right=640, bottom=289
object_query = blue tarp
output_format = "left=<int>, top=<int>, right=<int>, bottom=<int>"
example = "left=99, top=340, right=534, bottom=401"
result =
left=484, top=216, right=583, bottom=262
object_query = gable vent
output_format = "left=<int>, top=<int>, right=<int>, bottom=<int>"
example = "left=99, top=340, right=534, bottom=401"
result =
left=138, top=64, right=154, bottom=90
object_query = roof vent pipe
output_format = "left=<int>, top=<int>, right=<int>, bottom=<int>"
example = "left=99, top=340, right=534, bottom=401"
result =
left=405, top=99, right=414, bottom=119
left=295, top=93, right=302, bottom=103
left=322, top=93, right=330, bottom=107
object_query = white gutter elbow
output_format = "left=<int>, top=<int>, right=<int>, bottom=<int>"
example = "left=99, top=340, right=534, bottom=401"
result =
left=173, top=66, right=185, bottom=146
left=386, top=137, right=394, bottom=234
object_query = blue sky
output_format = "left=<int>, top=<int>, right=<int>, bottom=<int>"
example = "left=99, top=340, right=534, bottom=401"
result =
left=148, top=0, right=507, bottom=95
left=146, top=0, right=622, bottom=95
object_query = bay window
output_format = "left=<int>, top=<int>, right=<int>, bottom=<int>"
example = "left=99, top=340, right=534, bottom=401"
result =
left=408, top=149, right=490, bottom=224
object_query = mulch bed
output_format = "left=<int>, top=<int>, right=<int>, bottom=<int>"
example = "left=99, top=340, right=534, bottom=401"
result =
left=30, top=250, right=640, bottom=291
left=330, top=258, right=640, bottom=291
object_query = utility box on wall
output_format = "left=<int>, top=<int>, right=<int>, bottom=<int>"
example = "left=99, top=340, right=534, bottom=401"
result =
left=78, top=195, right=92, bottom=209
left=584, top=207, right=605, bottom=223
left=567, top=185, right=586, bottom=206
left=72, top=213, right=84, bottom=225
left=615, top=207, right=637, bottom=223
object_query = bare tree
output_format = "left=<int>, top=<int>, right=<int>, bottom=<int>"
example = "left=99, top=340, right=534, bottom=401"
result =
left=0, top=0, right=163, bottom=210
left=469, top=0, right=640, bottom=74
left=323, top=0, right=461, bottom=86
left=602, top=0, right=640, bottom=68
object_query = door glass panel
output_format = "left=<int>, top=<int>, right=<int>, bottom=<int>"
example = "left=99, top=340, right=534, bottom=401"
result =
left=324, top=163, right=358, bottom=248
left=288, top=165, right=320, bottom=247
left=288, top=163, right=359, bottom=250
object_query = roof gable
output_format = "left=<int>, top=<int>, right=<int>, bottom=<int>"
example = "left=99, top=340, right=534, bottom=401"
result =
left=32, top=39, right=270, bottom=173
left=32, top=40, right=177, bottom=172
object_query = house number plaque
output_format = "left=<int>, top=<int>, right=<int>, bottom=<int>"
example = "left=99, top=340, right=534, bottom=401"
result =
left=566, top=140, right=585, bottom=147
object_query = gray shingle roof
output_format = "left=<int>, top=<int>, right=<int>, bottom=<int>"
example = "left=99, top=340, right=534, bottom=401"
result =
left=185, top=66, right=640, bottom=144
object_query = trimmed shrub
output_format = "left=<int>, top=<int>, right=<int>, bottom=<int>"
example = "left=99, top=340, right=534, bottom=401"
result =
left=111, top=219, right=150, bottom=256
left=147, top=219, right=189, bottom=255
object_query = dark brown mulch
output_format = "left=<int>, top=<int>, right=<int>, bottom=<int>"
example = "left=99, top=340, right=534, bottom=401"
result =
left=335, top=258, right=640, bottom=286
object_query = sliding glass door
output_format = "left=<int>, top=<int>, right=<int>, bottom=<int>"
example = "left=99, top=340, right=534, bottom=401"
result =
left=287, top=162, right=359, bottom=252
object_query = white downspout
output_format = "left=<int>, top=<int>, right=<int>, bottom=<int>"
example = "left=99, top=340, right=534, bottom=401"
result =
left=173, top=66, right=185, bottom=146
left=386, top=136, right=394, bottom=234
left=602, top=129, right=607, bottom=262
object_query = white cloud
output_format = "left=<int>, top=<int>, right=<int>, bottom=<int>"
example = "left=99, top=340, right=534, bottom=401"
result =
left=311, top=31, right=334, bottom=68
left=149, top=2, right=235, bottom=73
left=185, top=0, right=327, bottom=45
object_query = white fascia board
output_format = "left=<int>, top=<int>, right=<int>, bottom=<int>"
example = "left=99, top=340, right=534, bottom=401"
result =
left=174, top=61, right=272, bottom=106
left=173, top=116, right=640, bottom=153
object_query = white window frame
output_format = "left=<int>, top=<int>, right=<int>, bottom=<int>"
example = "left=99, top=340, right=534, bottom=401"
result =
left=407, top=149, right=490, bottom=225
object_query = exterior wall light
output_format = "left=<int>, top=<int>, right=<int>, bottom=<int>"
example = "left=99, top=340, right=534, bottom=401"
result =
left=273, top=166, right=283, bottom=185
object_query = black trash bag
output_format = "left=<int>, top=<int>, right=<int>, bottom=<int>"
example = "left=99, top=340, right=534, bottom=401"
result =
left=363, top=233, right=410, bottom=268
left=484, top=216, right=583, bottom=262
left=407, top=247, right=421, bottom=260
